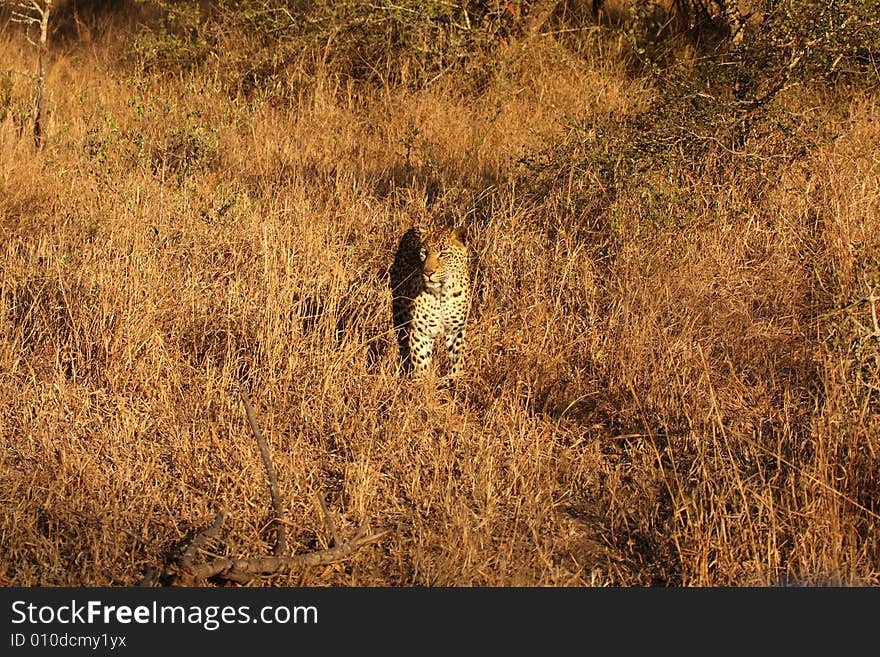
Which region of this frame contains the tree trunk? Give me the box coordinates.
[33,0,52,149]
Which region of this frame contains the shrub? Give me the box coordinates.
[131,0,533,94]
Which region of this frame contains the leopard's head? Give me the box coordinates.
[421,227,467,290]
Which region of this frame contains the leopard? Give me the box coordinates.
[390,225,471,378]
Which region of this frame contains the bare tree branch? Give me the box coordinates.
[187,523,389,581]
[179,511,226,571]
[149,381,388,585]
[239,384,287,557]
[317,492,342,548]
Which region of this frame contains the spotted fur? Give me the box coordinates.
[390,226,470,377]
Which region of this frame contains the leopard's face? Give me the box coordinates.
[420,227,468,294]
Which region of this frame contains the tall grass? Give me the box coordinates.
[0,2,877,586]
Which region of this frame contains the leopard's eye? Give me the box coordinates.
[419,247,427,261]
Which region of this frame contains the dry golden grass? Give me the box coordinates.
[1,9,878,586]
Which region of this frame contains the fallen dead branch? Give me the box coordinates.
[150,386,387,585]
[317,492,342,548]
[239,384,287,556]
[185,518,388,582]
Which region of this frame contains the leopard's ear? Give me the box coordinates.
[452,226,467,246]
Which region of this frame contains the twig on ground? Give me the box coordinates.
[238,384,287,556]
[317,492,342,548]
[187,521,389,582]
[152,386,388,585]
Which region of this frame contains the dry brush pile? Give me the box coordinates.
[0,0,878,586]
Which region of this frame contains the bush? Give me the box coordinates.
[131,0,533,94]
[524,0,879,237]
